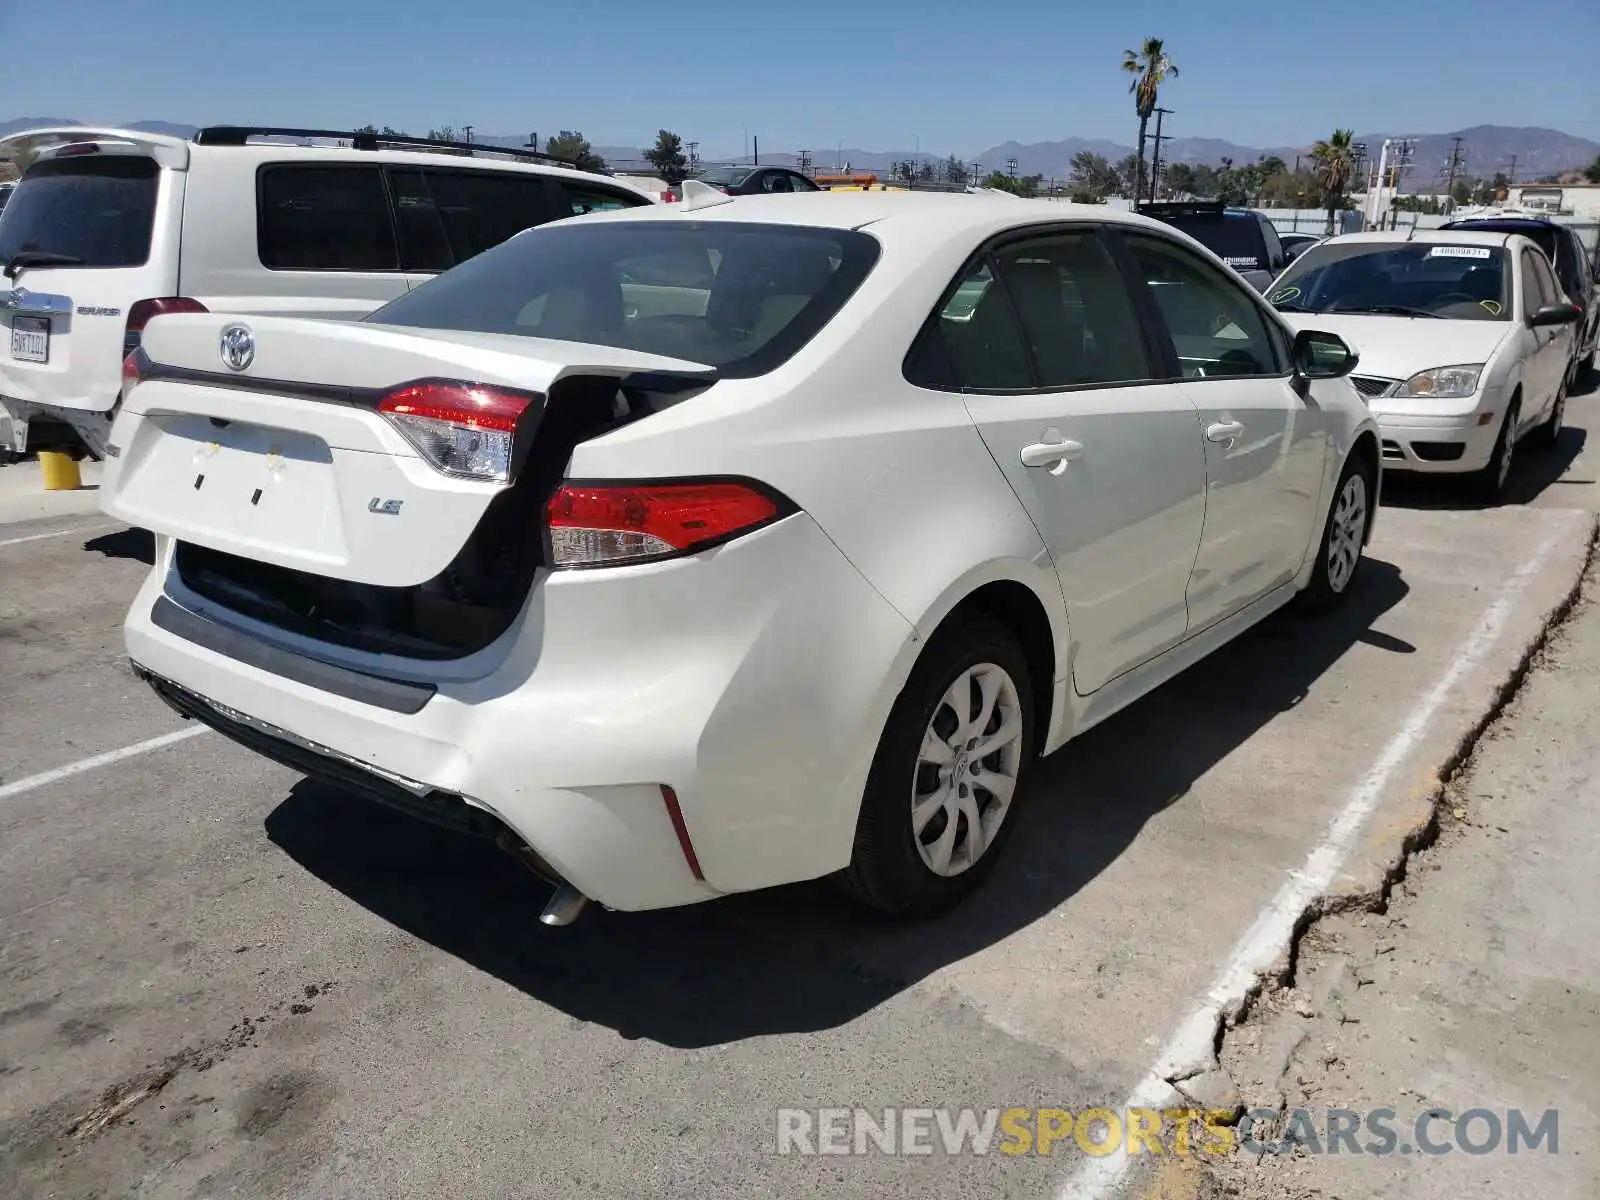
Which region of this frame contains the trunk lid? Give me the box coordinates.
[0,139,184,428]
[105,313,713,592]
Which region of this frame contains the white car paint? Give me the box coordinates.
[105,192,1379,916]
[0,126,654,458]
[1270,229,1576,481]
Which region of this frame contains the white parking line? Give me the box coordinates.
[1059,517,1581,1200]
[0,522,116,550]
[0,727,210,801]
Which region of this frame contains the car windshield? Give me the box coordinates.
[367,220,880,377]
[1268,241,1511,321]
[696,167,755,187]
[1155,213,1268,271]
[0,154,160,270]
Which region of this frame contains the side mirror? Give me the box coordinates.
[1293,329,1359,380]
[1529,302,1580,328]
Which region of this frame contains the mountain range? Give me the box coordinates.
[3,119,1596,193]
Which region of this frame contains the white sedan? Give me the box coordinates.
[102,186,1379,922]
[1266,229,1581,503]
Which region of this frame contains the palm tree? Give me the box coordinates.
[1122,37,1178,206]
[1310,129,1355,235]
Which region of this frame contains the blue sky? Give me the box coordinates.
[5,0,1596,156]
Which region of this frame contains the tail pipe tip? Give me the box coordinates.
[540,884,590,927]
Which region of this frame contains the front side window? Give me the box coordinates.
[258,166,398,271]
[0,154,160,270]
[762,172,794,194]
[368,221,877,378]
[1520,250,1546,320]
[1269,240,1511,322]
[991,232,1153,387]
[1123,233,1282,378]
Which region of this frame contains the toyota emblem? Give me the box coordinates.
[219,324,255,372]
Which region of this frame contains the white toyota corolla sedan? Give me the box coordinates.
[102,186,1380,923]
[1266,229,1580,503]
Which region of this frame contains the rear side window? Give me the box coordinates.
[258,166,397,271]
[0,155,159,269]
[992,233,1153,387]
[562,185,647,216]
[367,221,878,378]
[414,170,552,265]
[1156,212,1269,272]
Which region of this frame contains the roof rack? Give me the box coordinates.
[192,126,577,168]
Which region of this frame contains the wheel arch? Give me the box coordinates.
[1349,428,1380,546]
[913,567,1065,756]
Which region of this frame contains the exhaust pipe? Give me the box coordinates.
[539,884,590,926]
[496,830,591,926]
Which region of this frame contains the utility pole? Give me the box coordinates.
[753,135,759,165]
[797,149,812,176]
[1148,106,1173,204]
[1006,156,1018,178]
[686,141,699,173]
[1502,155,1517,202]
[463,125,473,145]
[1443,136,1464,198]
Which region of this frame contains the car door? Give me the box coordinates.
[1520,248,1566,416]
[1115,229,1329,632]
[912,227,1208,694]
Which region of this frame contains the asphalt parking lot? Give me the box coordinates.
[2,379,1598,1199]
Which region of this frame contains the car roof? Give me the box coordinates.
[551,189,1206,244]
[0,125,645,193]
[1317,229,1515,250]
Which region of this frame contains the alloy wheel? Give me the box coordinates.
[1327,472,1367,594]
[911,663,1024,877]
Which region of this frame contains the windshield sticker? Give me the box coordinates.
[1427,245,1492,259]
[1478,299,1504,316]
[1223,256,1260,268]
[1270,286,1302,304]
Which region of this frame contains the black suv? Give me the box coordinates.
[1137,201,1289,293]
[1442,213,1599,378]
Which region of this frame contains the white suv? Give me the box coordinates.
[0,125,653,459]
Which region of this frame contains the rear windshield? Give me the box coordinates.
[1269,241,1511,321]
[0,155,160,270]
[1154,213,1268,271]
[367,220,880,377]
[1449,221,1559,263]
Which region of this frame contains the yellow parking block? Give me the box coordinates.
[38,451,83,491]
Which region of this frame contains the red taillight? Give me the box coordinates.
[120,350,143,396]
[377,380,536,483]
[660,786,704,880]
[123,297,207,355]
[545,479,787,568]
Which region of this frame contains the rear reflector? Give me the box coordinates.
[660,785,704,880]
[546,480,787,568]
[123,297,208,356]
[378,380,536,483]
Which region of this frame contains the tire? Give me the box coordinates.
[1469,399,1519,505]
[1532,377,1567,450]
[1296,453,1374,613]
[839,613,1036,916]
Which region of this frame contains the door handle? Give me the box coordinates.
[1206,420,1245,444]
[1019,437,1084,470]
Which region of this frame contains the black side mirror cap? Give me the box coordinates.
[1292,328,1359,380]
[1530,303,1581,328]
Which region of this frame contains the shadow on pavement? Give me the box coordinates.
[83,527,154,566]
[265,559,1410,1048]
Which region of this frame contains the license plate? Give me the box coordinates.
[10,316,49,364]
